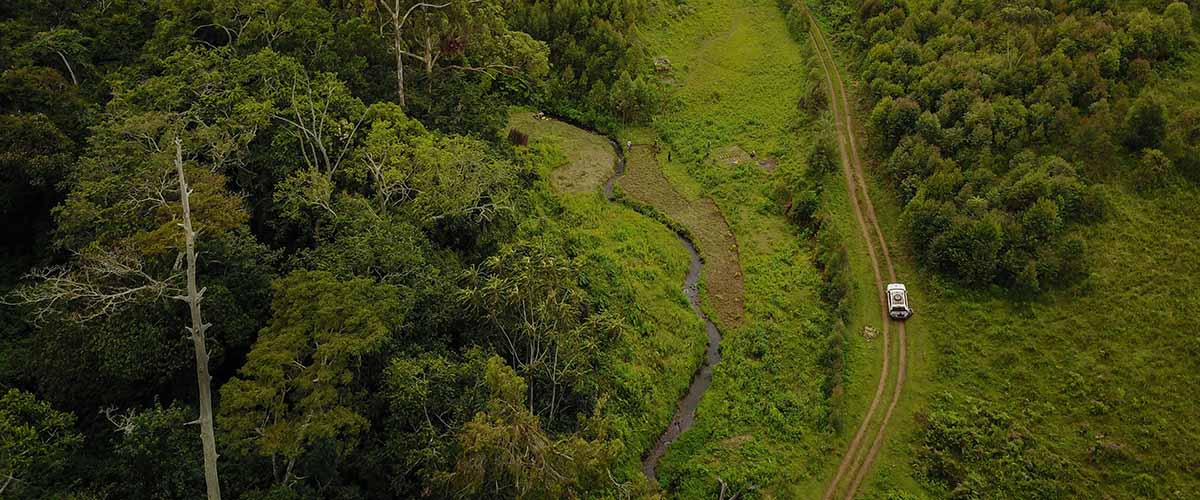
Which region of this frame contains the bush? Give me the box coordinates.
[508,128,529,146]
[914,393,1076,498]
[1135,148,1172,191]
[1125,94,1168,151]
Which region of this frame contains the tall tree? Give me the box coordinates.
[219,271,407,490]
[460,243,622,427]
[6,50,256,493]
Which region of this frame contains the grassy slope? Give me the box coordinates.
[509,111,617,194]
[508,111,709,482]
[634,0,835,496]
[804,14,1200,500]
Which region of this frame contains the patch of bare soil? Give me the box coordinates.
[714,144,752,167]
[619,145,745,328]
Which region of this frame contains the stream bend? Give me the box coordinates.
[600,140,723,483]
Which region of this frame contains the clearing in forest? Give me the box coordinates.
[636,0,835,496]
[505,111,711,483]
[508,110,617,195]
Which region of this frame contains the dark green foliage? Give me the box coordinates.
[0,1,672,498]
[460,242,625,431]
[508,0,660,128]
[1165,105,1200,180]
[105,404,205,499]
[0,388,84,497]
[219,270,408,493]
[435,357,621,498]
[1124,94,1168,150]
[1135,148,1173,191]
[847,0,1193,289]
[380,349,491,496]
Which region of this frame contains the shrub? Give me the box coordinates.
[914,393,1076,498]
[508,128,529,146]
[1135,148,1172,191]
[1125,94,1168,150]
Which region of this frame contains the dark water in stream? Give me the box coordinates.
[600,139,723,482]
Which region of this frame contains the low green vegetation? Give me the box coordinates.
[618,145,745,328]
[508,110,617,194]
[630,0,844,496]
[505,110,711,483]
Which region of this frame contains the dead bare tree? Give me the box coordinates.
[376,1,452,108]
[4,135,224,500]
[172,136,223,500]
[5,249,178,323]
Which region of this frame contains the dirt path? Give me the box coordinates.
[805,10,909,500]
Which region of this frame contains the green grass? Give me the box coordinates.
[802,13,1200,500]
[634,0,839,496]
[508,109,617,195]
[617,144,745,328]
[562,195,711,483]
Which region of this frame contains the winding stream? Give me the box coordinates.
[601,140,723,483]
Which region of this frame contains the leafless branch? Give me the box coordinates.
[4,248,181,324]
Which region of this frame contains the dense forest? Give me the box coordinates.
[819,0,1195,291]
[0,0,662,498]
[3,0,1199,498]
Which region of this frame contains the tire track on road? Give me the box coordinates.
[805,10,909,500]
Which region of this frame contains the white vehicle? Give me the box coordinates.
[887,283,913,320]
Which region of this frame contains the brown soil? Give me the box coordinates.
[715,144,753,167]
[619,145,745,328]
[806,9,910,500]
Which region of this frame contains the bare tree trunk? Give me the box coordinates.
[174,137,222,500]
[55,50,78,85]
[0,474,15,496]
[393,18,407,108]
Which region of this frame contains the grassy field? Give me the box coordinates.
[617,144,745,327]
[509,111,617,194]
[506,111,711,484]
[802,11,1200,500]
[630,0,841,496]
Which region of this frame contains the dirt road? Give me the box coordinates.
[805,10,910,500]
